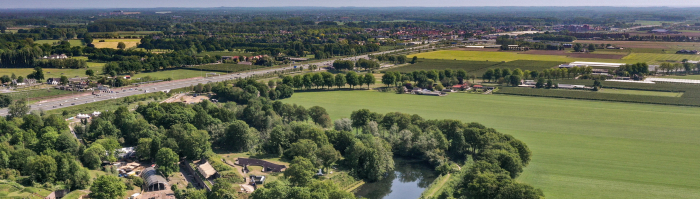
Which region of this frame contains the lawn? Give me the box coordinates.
[281,90,700,199]
[385,59,563,75]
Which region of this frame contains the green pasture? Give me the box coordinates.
[34,39,84,47]
[663,75,700,80]
[411,50,637,63]
[623,53,700,63]
[196,50,253,57]
[411,50,700,64]
[131,69,206,80]
[596,88,683,97]
[633,20,677,26]
[385,59,563,75]
[281,90,700,199]
[0,59,104,79]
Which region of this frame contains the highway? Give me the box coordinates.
[0,46,430,116]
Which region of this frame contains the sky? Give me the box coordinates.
[2,0,700,9]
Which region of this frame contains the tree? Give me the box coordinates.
[593,79,602,90]
[90,175,126,199]
[69,168,92,190]
[535,77,545,88]
[381,73,395,87]
[309,106,330,127]
[587,44,596,52]
[483,69,494,82]
[411,56,418,64]
[156,148,179,177]
[0,75,10,84]
[209,179,237,199]
[316,144,340,172]
[363,73,375,89]
[346,72,359,88]
[322,72,334,89]
[573,43,583,52]
[397,55,407,64]
[137,138,152,161]
[509,75,521,86]
[86,69,95,76]
[29,155,57,183]
[334,74,346,88]
[83,34,93,44]
[284,139,318,162]
[311,73,323,89]
[225,120,253,151]
[29,67,44,81]
[60,76,69,85]
[117,42,126,49]
[546,79,554,88]
[7,98,30,119]
[284,156,315,187]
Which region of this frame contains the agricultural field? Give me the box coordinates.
[384,59,563,76]
[34,39,84,46]
[411,49,700,64]
[281,90,700,199]
[573,40,700,52]
[410,50,638,63]
[663,75,700,80]
[633,20,678,26]
[92,39,141,49]
[596,88,683,97]
[196,50,253,57]
[192,63,267,73]
[622,53,700,63]
[131,68,207,80]
[0,63,104,79]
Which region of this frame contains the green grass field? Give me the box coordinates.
[594,88,683,97]
[661,75,700,80]
[623,53,700,63]
[196,50,253,57]
[0,65,103,80]
[410,50,700,64]
[411,50,633,63]
[131,69,207,80]
[281,90,700,199]
[385,59,563,75]
[634,20,678,26]
[34,39,84,47]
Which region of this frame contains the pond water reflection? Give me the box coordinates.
[353,159,437,199]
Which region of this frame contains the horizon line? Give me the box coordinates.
[2,6,700,10]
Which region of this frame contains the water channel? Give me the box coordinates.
[353,158,438,199]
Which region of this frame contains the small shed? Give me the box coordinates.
[197,162,219,180]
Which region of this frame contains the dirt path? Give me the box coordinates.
[425,173,451,198]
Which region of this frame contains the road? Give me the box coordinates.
[0,45,430,116]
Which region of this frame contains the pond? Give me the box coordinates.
[353,158,438,199]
